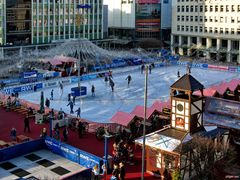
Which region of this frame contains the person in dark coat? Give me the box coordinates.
[63,127,68,142]
[109,79,115,92]
[141,64,145,74]
[177,71,180,78]
[91,85,95,97]
[45,98,50,108]
[50,89,54,100]
[24,115,31,133]
[125,75,132,87]
[67,100,74,114]
[119,162,126,180]
[75,107,81,118]
[111,164,119,180]
[149,65,152,74]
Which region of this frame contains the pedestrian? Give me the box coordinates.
[177,70,180,78]
[68,93,71,102]
[91,85,95,97]
[45,98,50,108]
[92,164,99,180]
[67,100,74,114]
[10,128,17,141]
[75,107,81,118]
[50,89,54,100]
[110,164,119,180]
[24,115,31,133]
[109,79,115,92]
[58,108,65,119]
[119,162,126,180]
[78,121,83,138]
[141,64,145,74]
[149,64,152,74]
[6,96,11,112]
[63,126,68,142]
[125,75,132,87]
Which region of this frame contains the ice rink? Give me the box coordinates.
[20,65,240,123]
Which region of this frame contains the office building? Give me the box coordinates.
[171,0,240,63]
[1,0,103,46]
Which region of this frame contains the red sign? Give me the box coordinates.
[208,65,228,71]
[137,0,160,3]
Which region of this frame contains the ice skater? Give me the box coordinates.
[177,71,180,78]
[149,65,152,74]
[45,98,50,108]
[104,74,108,85]
[75,107,81,118]
[67,100,74,114]
[109,78,115,92]
[72,96,76,105]
[126,75,132,87]
[59,81,63,97]
[91,85,95,97]
[50,89,54,100]
[141,64,145,74]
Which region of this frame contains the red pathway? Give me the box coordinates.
[0,107,155,179]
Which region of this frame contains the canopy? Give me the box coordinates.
[42,55,76,65]
[110,111,137,127]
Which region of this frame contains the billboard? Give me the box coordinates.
[137,0,160,3]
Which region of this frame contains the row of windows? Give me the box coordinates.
[176,25,240,35]
[177,5,240,13]
[177,15,240,23]
[33,29,102,36]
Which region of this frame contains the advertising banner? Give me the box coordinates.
[228,66,238,73]
[208,65,228,71]
[137,0,160,3]
[4,83,43,94]
[45,137,103,170]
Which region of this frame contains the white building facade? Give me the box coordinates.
[171,0,240,63]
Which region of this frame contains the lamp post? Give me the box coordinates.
[141,65,148,180]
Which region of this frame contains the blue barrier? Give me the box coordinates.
[44,137,103,172]
[228,66,238,73]
[3,82,43,94]
[0,139,45,162]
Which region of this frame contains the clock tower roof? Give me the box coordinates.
[171,74,204,91]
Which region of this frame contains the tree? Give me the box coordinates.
[183,135,236,180]
[172,169,181,180]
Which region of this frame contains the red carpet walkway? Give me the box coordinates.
[0,107,155,179]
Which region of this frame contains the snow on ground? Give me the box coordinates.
[20,66,240,123]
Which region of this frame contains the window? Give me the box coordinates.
[190,16,193,21]
[195,16,198,22]
[190,26,193,32]
[181,26,184,31]
[225,28,229,34]
[215,28,218,33]
[209,17,213,22]
[186,16,189,21]
[220,5,223,12]
[205,17,207,22]
[220,17,223,23]
[215,17,218,23]
[186,5,189,12]
[220,28,223,34]
[182,6,185,12]
[199,26,203,32]
[205,27,208,33]
[177,6,180,12]
[182,16,185,21]
[210,5,213,12]
[195,26,198,32]
[226,5,229,12]
[205,5,208,12]
[199,5,203,12]
[231,28,235,34]
[186,26,189,32]
[177,16,180,21]
[209,27,213,33]
[177,25,180,31]
[199,16,203,22]
[215,5,218,12]
[195,5,198,12]
[231,17,235,23]
[232,5,235,12]
[190,5,193,12]
[238,5,240,12]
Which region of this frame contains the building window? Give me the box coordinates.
[190,5,193,12]
[190,26,193,32]
[177,6,180,12]
[231,17,235,23]
[205,5,208,12]
[199,5,203,12]
[195,16,198,22]
[209,17,213,22]
[177,16,180,21]
[182,16,185,21]
[220,28,223,34]
[186,16,189,21]
[226,5,229,12]
[195,5,198,12]
[220,5,223,12]
[186,5,189,12]
[215,5,218,12]
[182,6,185,12]
[195,26,198,32]
[181,26,184,31]
[231,28,235,34]
[177,25,180,31]
[205,27,208,33]
[225,28,229,34]
[215,17,218,23]
[210,5,213,12]
[209,27,213,33]
[199,16,203,22]
[220,17,223,23]
[199,26,203,32]
[215,28,218,33]
[190,16,193,21]
[238,5,240,12]
[186,26,189,32]
[232,5,235,12]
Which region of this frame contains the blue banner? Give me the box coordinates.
[4,83,43,94]
[44,137,103,171]
[77,4,91,9]
[228,66,238,72]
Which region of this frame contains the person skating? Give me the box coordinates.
[109,79,115,92]
[104,74,109,85]
[75,107,81,118]
[67,100,74,114]
[72,95,76,105]
[50,89,54,100]
[177,71,180,78]
[125,75,132,87]
[149,64,152,74]
[45,98,50,108]
[141,64,145,74]
[68,93,71,102]
[91,85,95,97]
[24,115,31,133]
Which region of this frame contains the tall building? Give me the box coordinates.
[171,0,240,63]
[136,0,172,41]
[104,0,135,40]
[0,0,5,45]
[1,0,103,46]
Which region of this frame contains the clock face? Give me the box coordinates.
[177,103,184,112]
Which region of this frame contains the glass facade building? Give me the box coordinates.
[1,0,103,46]
[0,0,5,45]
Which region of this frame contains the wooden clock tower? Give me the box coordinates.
[170,73,204,134]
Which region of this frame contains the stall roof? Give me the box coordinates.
[130,105,153,119]
[194,88,217,97]
[110,111,136,127]
[135,127,188,153]
[150,100,171,112]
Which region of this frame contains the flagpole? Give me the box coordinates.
[141,65,148,180]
